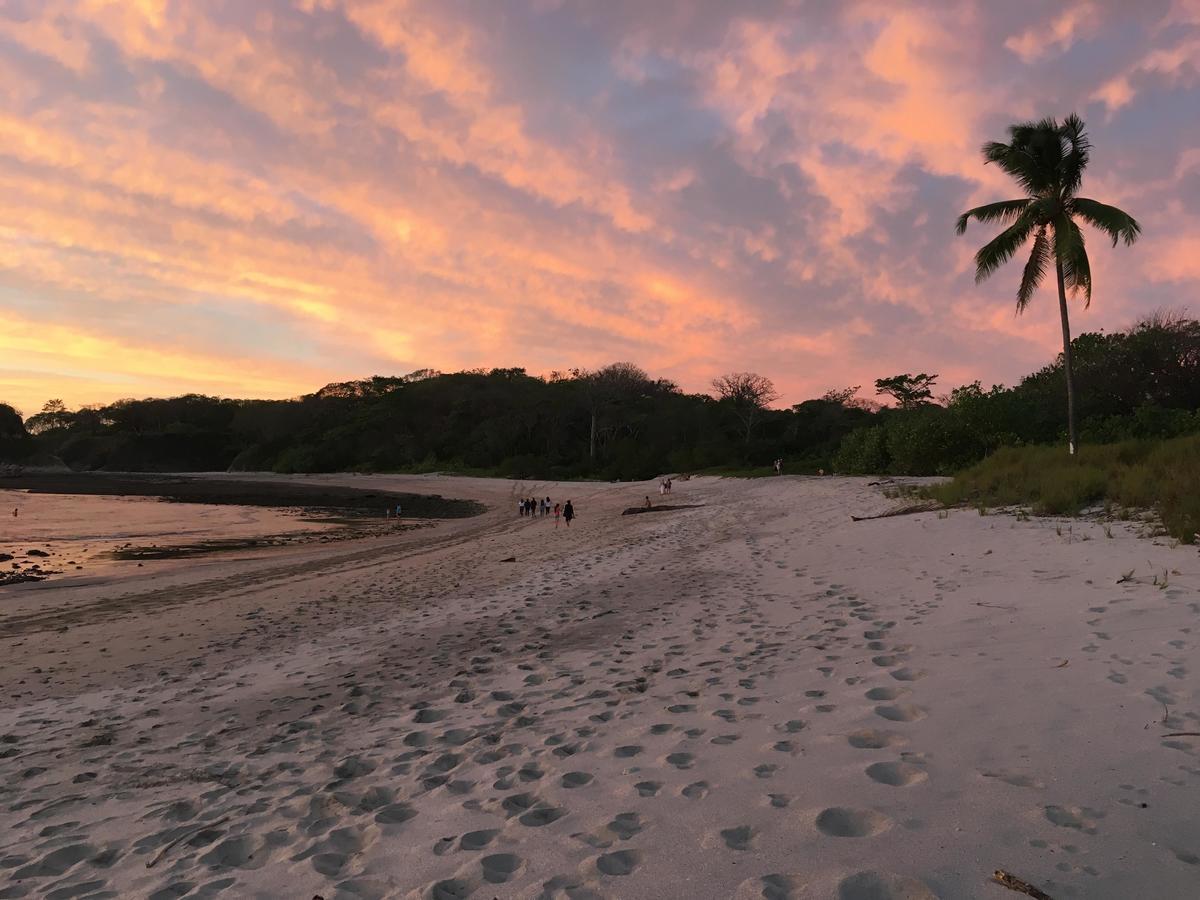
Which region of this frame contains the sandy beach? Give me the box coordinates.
[1,474,1197,899]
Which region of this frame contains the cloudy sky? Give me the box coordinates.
[2,0,1199,414]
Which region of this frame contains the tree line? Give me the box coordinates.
[3,312,1199,480]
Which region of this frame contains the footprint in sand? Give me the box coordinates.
[1044,804,1103,834]
[816,807,892,837]
[460,829,498,850]
[666,752,695,769]
[634,780,661,797]
[199,834,275,870]
[374,802,417,825]
[682,781,709,799]
[596,849,642,876]
[864,686,907,701]
[866,761,927,787]
[874,704,927,723]
[519,806,566,827]
[890,667,926,682]
[720,825,756,850]
[481,852,524,884]
[562,771,594,789]
[838,870,938,899]
[847,729,906,750]
[980,770,1044,789]
[607,812,644,839]
[429,877,472,899]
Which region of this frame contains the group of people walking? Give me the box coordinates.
[518,496,574,526]
[658,477,673,496]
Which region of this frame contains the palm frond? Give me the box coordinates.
[1055,216,1093,306]
[1071,197,1141,246]
[1017,226,1051,313]
[955,198,1030,234]
[1025,195,1060,224]
[981,142,1048,196]
[1059,114,1091,195]
[974,212,1037,283]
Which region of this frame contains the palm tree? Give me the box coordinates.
[956,115,1140,455]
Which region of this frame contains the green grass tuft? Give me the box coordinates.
[928,434,1200,543]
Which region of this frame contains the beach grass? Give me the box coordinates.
[928,434,1200,543]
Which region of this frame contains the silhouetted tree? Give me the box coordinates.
[957,114,1140,455]
[874,374,938,409]
[712,372,779,444]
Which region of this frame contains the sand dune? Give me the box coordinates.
[1,475,1198,898]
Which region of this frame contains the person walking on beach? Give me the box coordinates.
[553,502,561,527]
[563,500,574,527]
[544,496,551,517]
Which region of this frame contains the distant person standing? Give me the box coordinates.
[517,499,524,517]
[563,500,574,527]
[553,502,561,527]
[395,503,402,522]
[544,496,551,517]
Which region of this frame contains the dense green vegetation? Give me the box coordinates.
[3,314,1199,483]
[833,313,1200,475]
[0,367,871,480]
[928,436,1200,543]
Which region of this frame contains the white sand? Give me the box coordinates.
[1,474,1197,899]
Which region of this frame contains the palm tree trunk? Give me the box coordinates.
[1054,256,1078,456]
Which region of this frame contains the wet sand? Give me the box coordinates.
[1,474,1198,899]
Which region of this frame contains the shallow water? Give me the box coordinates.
[0,489,336,582]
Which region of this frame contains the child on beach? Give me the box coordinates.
[553,502,561,526]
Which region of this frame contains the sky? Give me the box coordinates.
[2,0,1200,415]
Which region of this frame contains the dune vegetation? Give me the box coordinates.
[928,435,1200,543]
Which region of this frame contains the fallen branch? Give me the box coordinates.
[850,501,940,522]
[1163,732,1200,738]
[146,815,231,869]
[620,504,702,516]
[992,869,1054,899]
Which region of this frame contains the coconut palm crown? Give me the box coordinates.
[956,114,1140,454]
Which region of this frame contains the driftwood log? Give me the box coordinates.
[850,501,940,521]
[621,504,703,516]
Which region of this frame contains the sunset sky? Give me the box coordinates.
[2,0,1199,415]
